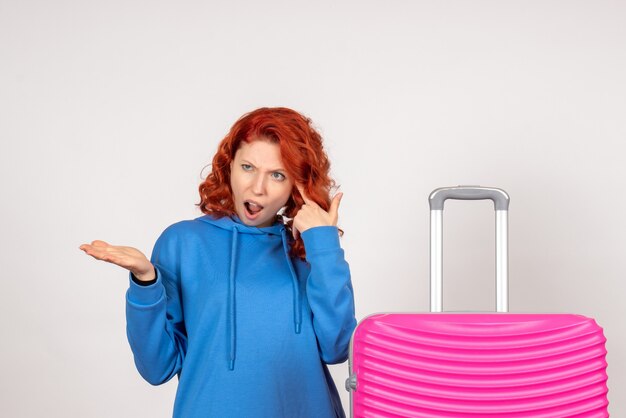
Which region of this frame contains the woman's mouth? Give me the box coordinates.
[244,201,264,219]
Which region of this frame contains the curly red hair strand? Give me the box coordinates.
[197,107,340,259]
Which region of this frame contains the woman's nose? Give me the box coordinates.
[252,174,266,195]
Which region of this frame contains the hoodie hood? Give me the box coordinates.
[197,214,285,236]
[196,214,302,370]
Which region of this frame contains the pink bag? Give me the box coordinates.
[346,187,609,417]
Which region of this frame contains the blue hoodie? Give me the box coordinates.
[125,214,356,418]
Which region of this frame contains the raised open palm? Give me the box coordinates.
[79,240,155,282]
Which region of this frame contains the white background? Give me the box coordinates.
[1,0,624,416]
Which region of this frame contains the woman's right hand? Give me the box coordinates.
[79,240,155,282]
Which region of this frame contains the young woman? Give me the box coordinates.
[80,107,357,418]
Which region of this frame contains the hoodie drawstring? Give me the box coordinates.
[226,226,302,371]
[281,228,302,334]
[228,227,238,371]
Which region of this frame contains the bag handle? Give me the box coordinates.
[428,186,510,313]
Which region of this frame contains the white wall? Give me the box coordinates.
[1,0,624,416]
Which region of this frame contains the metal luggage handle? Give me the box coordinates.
[429,186,510,313]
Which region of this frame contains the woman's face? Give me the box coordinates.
[230,139,294,228]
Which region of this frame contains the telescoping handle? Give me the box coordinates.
[429,186,510,313]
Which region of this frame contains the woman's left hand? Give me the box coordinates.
[292,185,343,240]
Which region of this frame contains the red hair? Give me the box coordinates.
[198,107,339,259]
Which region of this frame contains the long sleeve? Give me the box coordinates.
[301,226,357,364]
[125,228,188,385]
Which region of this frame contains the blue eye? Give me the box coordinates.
[271,172,286,181]
[241,164,252,171]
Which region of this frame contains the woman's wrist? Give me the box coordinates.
[133,265,156,282]
[301,226,341,252]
